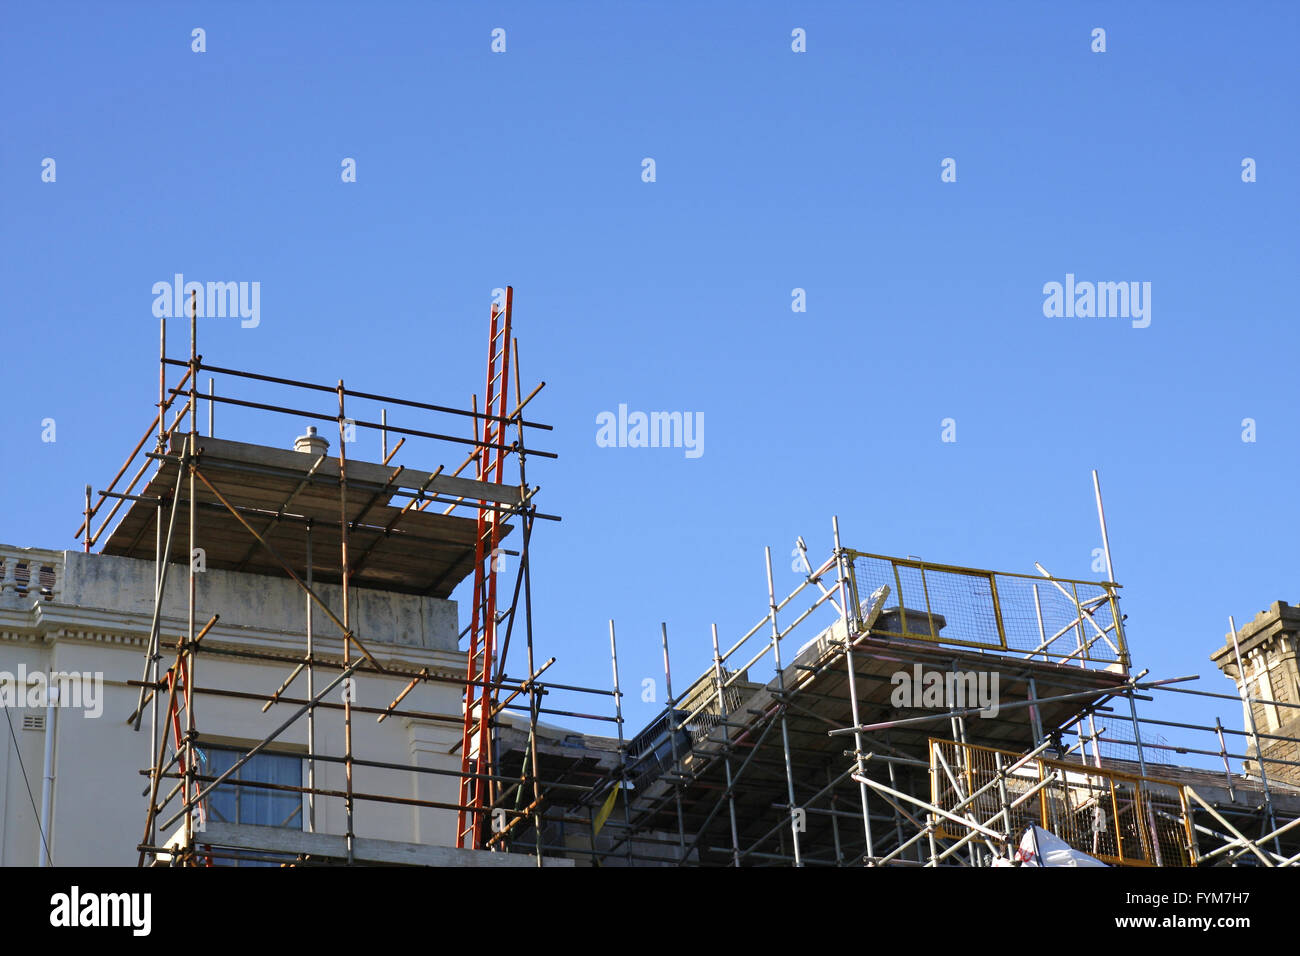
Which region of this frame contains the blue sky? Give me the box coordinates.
[2,2,1297,769]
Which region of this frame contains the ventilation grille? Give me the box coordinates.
[22,714,45,731]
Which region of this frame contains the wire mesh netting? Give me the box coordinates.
[850,552,1127,668]
[1091,717,1172,765]
[678,668,746,746]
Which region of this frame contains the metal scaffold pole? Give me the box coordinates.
[710,622,742,866]
[608,620,634,865]
[1228,614,1280,855]
[765,546,803,867]
[660,622,687,858]
[306,520,315,833]
[337,380,356,863]
[184,289,198,856]
[833,516,874,863]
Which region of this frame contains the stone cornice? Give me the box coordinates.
[1210,601,1300,672]
[0,598,464,678]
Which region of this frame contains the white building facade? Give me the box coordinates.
[0,543,468,866]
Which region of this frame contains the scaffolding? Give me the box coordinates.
[554,516,1300,867]
[75,287,630,865]
[75,295,1300,867]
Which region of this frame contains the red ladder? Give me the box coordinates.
[456,288,513,849]
[163,657,211,863]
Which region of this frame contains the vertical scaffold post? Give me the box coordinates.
[833,518,874,863]
[184,289,198,855]
[305,520,316,833]
[711,623,742,867]
[766,546,803,867]
[609,620,634,865]
[337,380,355,864]
[661,622,687,857]
[1229,614,1280,856]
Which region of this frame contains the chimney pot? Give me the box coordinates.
[294,425,330,456]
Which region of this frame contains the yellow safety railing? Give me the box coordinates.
[846,550,1130,670]
[929,739,1195,867]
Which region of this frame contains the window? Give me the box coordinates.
[201,746,303,829]
[1254,657,1281,731]
[198,746,303,866]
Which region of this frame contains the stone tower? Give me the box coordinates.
[1211,601,1300,787]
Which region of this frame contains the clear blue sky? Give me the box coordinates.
[3,2,1297,769]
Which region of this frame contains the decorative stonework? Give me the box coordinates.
[1212,601,1300,786]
